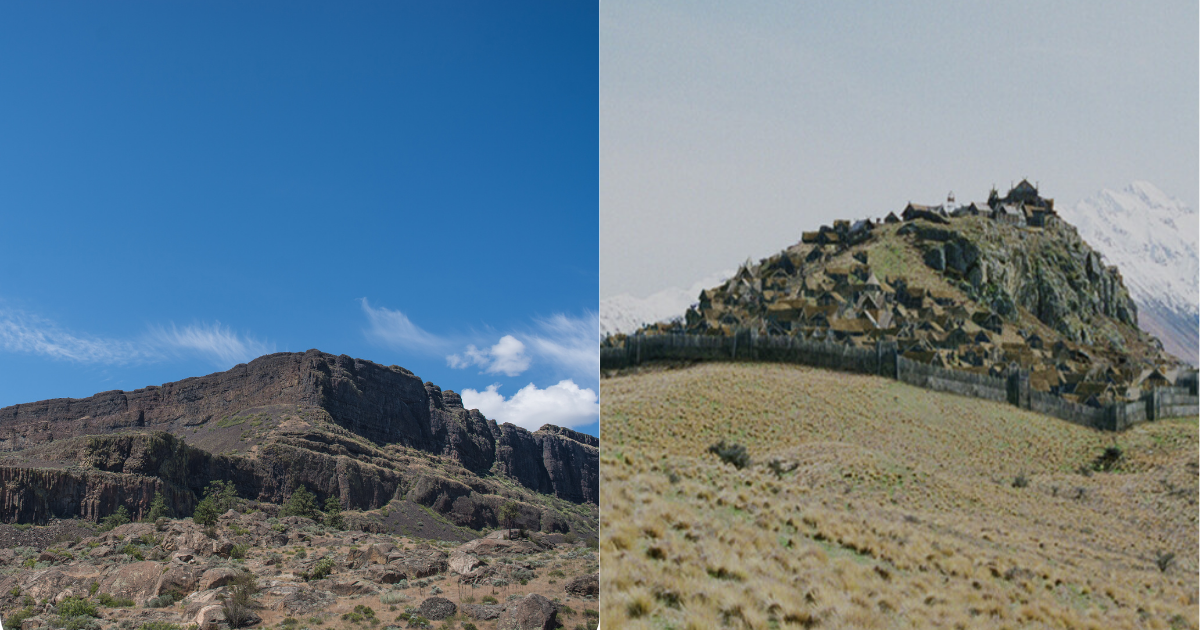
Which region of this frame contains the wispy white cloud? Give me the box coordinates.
[0,307,271,367]
[360,298,448,353]
[146,322,273,366]
[0,309,148,363]
[460,380,599,431]
[526,312,599,381]
[447,335,531,376]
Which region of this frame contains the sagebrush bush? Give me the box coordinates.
[708,440,751,469]
[57,597,99,618]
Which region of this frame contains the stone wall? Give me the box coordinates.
[604,333,1199,432]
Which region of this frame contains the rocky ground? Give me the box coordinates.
[0,509,599,630]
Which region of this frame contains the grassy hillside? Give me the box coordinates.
[600,363,1198,629]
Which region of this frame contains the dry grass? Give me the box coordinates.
[600,362,1198,629]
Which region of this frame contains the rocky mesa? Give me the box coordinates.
[0,350,598,539]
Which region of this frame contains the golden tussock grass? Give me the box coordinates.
[601,362,1198,629]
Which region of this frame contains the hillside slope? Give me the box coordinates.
[601,362,1198,629]
[0,350,598,538]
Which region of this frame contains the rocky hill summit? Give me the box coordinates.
[607,181,1193,408]
[0,350,598,539]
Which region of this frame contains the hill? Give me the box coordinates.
[0,350,598,540]
[600,362,1198,629]
[606,181,1192,412]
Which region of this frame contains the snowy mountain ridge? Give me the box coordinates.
[600,271,731,337]
[1060,181,1198,364]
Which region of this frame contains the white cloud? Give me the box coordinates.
[460,380,599,431]
[527,313,599,381]
[447,335,531,376]
[0,309,147,363]
[146,322,272,366]
[360,298,448,353]
[0,307,271,367]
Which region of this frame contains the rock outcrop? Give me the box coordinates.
[0,351,598,531]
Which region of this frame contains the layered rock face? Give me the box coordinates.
[0,351,598,529]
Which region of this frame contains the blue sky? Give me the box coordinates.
[0,2,598,435]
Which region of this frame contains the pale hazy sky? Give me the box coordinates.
[600,1,1198,299]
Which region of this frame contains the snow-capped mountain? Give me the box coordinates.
[600,271,732,337]
[1060,181,1198,364]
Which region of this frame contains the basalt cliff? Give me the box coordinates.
[0,350,598,538]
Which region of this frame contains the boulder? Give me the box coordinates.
[198,568,240,591]
[155,566,202,596]
[195,604,225,630]
[99,561,164,604]
[393,549,447,578]
[366,564,408,584]
[497,593,557,630]
[416,597,456,621]
[272,587,336,616]
[209,538,235,557]
[328,579,378,597]
[184,589,224,619]
[457,538,540,557]
[564,573,598,598]
[448,551,483,575]
[460,604,503,620]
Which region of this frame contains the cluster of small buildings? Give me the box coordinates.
[802,180,1059,248]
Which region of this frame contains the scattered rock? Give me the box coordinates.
[460,604,503,620]
[328,579,378,597]
[274,587,337,616]
[448,550,483,575]
[416,597,456,621]
[497,593,557,630]
[564,573,598,598]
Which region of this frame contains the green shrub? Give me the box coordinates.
[87,582,99,596]
[323,497,345,530]
[193,496,219,527]
[146,590,182,609]
[379,591,408,605]
[229,544,249,559]
[119,544,145,561]
[146,492,172,522]
[280,618,298,627]
[57,596,99,618]
[218,573,257,629]
[480,596,498,605]
[1156,550,1176,572]
[280,485,321,520]
[1092,445,1124,472]
[302,557,335,581]
[99,506,131,531]
[708,440,751,469]
[7,607,37,629]
[97,593,135,607]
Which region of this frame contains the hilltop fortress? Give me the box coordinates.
[604,181,1198,428]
